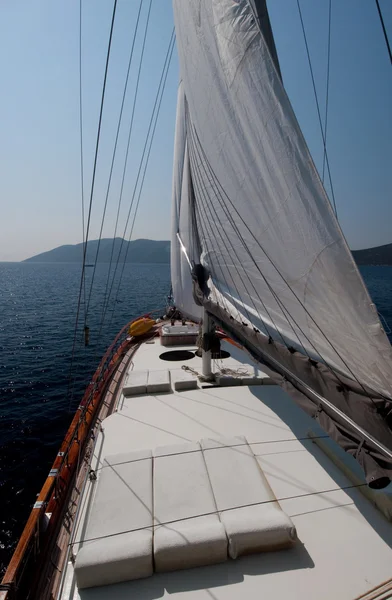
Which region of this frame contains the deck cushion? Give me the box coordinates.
[147,369,171,393]
[123,370,149,396]
[153,441,227,571]
[74,449,153,589]
[74,530,152,589]
[172,368,199,391]
[201,436,297,558]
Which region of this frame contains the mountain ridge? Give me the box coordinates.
[351,243,392,266]
[23,238,170,264]
[23,239,392,266]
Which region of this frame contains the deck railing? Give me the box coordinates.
[0,320,138,600]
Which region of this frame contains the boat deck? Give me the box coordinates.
[59,335,392,600]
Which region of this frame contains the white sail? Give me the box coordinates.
[171,82,202,321]
[172,0,392,398]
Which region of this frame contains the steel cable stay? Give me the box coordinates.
[187,112,244,320]
[96,0,153,334]
[79,0,87,328]
[67,0,89,412]
[193,125,375,397]
[70,479,370,548]
[188,184,233,324]
[200,170,372,400]
[189,142,249,325]
[107,36,176,328]
[101,31,175,328]
[296,0,337,218]
[189,120,313,362]
[190,122,368,397]
[84,0,145,324]
[187,131,243,323]
[191,123,389,406]
[375,0,392,65]
[192,136,312,362]
[188,160,296,358]
[69,1,146,413]
[189,122,263,325]
[67,0,118,411]
[322,0,332,184]
[188,117,291,348]
[188,122,278,341]
[192,176,295,355]
[100,29,175,328]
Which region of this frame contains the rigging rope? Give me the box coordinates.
[67,0,89,413]
[67,0,118,410]
[101,29,175,328]
[375,0,392,65]
[187,110,249,323]
[84,0,145,323]
[70,479,368,547]
[98,0,152,334]
[187,127,244,324]
[79,0,86,327]
[188,119,276,338]
[189,119,312,359]
[107,34,176,328]
[296,0,338,218]
[190,123,387,405]
[187,113,288,346]
[322,0,332,184]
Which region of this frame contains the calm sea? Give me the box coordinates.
[0,262,391,572]
[0,262,171,573]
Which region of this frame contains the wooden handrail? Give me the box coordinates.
[0,318,144,600]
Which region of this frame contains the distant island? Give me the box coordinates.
[23,239,392,266]
[23,238,170,264]
[351,243,392,266]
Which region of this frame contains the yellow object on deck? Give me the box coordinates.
[128,317,155,337]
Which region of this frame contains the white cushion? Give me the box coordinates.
[147,370,171,393]
[201,437,296,558]
[172,369,199,391]
[74,449,153,589]
[75,530,152,589]
[154,515,227,572]
[153,441,227,570]
[123,370,148,396]
[221,504,297,559]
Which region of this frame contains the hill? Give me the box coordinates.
[351,243,392,266]
[23,239,392,266]
[23,238,170,264]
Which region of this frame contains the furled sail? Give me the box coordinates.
[171,82,202,321]
[172,0,392,481]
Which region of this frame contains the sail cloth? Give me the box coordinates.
[171,82,202,321]
[172,0,392,401]
[249,0,282,80]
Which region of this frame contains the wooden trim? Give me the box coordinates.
[39,343,137,600]
[354,578,392,599]
[0,319,144,600]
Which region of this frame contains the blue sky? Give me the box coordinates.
[0,0,390,261]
